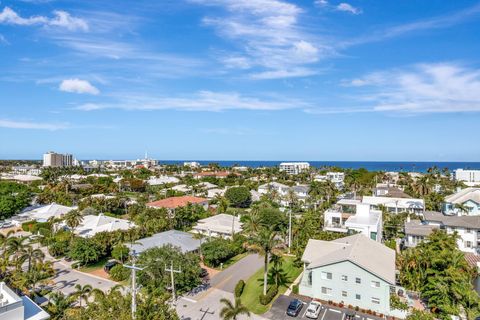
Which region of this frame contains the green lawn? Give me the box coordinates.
[79,257,109,272]
[214,252,249,270]
[240,255,302,314]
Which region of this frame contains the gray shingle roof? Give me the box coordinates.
[128,230,200,254]
[424,211,480,229]
[302,234,395,284]
[404,219,437,236]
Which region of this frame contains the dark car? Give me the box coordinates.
[286,299,303,317]
[345,311,356,320]
[104,260,119,273]
[199,268,209,278]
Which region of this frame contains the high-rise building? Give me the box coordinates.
[279,162,310,175]
[42,151,75,167]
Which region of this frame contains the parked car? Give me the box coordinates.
[305,301,322,319]
[199,268,209,278]
[104,260,119,273]
[345,311,356,320]
[286,299,303,317]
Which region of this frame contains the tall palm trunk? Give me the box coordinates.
[263,252,269,295]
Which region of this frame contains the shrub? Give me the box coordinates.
[48,240,69,257]
[201,238,238,267]
[109,264,130,281]
[234,280,245,297]
[111,244,130,262]
[259,285,278,305]
[69,237,102,265]
[292,284,299,294]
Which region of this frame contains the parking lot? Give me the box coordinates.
[264,295,383,320]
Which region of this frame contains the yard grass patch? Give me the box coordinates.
[241,255,302,314]
[79,257,109,273]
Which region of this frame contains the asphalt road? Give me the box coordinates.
[209,253,263,293]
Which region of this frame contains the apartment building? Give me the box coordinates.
[299,234,406,318]
[314,172,345,189]
[42,151,74,167]
[279,162,310,175]
[454,169,480,187]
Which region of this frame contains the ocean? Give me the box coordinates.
[159,160,480,173]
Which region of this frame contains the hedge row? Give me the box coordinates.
[259,285,278,305]
[234,280,245,297]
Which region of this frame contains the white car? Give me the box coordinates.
[305,301,322,319]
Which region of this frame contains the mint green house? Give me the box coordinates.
[299,234,406,319]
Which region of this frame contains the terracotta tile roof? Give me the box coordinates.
[147,196,208,209]
[464,252,480,268]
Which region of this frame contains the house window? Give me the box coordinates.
[321,287,332,295]
[307,271,312,285]
[466,228,472,234]
[355,277,361,284]
[321,272,332,280]
[371,280,380,288]
[371,297,380,304]
[341,275,348,281]
[466,241,473,248]
[356,294,361,300]
[370,231,377,241]
[342,291,347,297]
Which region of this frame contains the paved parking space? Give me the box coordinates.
[264,295,383,320]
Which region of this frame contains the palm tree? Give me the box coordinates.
[64,210,84,237]
[73,284,93,307]
[47,291,74,320]
[219,297,250,320]
[19,245,45,272]
[247,228,282,295]
[454,203,470,216]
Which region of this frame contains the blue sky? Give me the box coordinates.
[1,0,480,161]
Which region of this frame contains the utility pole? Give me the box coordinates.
[288,208,292,253]
[165,261,181,303]
[124,254,144,320]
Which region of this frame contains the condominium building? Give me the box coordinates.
[299,235,406,319]
[454,169,480,187]
[42,151,74,167]
[279,162,310,175]
[314,172,345,189]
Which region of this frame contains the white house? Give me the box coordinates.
[17,203,77,223]
[0,282,50,320]
[192,214,242,239]
[454,169,480,187]
[184,161,201,168]
[324,203,383,242]
[69,214,135,238]
[258,182,309,206]
[443,188,480,216]
[11,166,42,176]
[279,162,310,175]
[404,211,480,254]
[361,196,424,215]
[299,234,406,318]
[206,188,227,199]
[147,176,180,185]
[314,172,345,189]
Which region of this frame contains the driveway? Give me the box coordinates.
[49,259,119,295]
[264,295,384,320]
[209,253,263,293]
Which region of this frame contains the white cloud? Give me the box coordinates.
[0,118,68,130]
[191,0,330,79]
[75,90,306,112]
[0,34,8,45]
[344,63,480,114]
[59,79,100,95]
[314,0,329,6]
[336,3,362,15]
[0,7,88,31]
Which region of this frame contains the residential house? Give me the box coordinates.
[443,188,480,216]
[192,214,242,238]
[206,188,227,199]
[67,214,135,238]
[403,218,438,248]
[147,176,180,185]
[314,172,345,189]
[147,196,209,212]
[361,196,424,215]
[299,234,406,318]
[257,182,309,206]
[16,203,76,223]
[279,162,310,175]
[11,166,42,176]
[373,184,410,198]
[128,230,201,255]
[324,203,383,242]
[0,282,50,320]
[404,211,480,254]
[183,161,200,168]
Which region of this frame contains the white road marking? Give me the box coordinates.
[329,309,342,314]
[180,297,197,303]
[320,309,327,320]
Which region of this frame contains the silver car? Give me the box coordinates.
[305,301,322,319]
